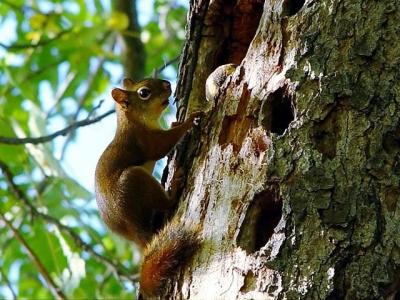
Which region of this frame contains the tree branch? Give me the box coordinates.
[0,266,17,300]
[1,58,66,99]
[46,31,113,120]
[0,30,71,51]
[46,70,78,119]
[0,161,137,283]
[152,56,180,78]
[59,58,108,159]
[0,212,67,300]
[0,108,115,145]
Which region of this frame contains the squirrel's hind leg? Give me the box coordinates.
[119,166,176,211]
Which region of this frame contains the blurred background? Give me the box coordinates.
[0,0,187,298]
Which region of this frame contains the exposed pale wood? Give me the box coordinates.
[168,0,400,299]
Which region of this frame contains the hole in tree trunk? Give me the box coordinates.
[237,187,283,253]
[207,0,265,65]
[282,0,305,16]
[261,87,295,135]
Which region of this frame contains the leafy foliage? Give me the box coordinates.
[0,0,187,298]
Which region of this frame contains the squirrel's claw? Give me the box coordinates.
[189,111,205,125]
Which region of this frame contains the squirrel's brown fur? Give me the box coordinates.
[95,78,202,297]
[140,221,200,297]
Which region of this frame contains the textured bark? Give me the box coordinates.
[166,0,400,299]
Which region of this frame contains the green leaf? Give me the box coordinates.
[62,177,92,200]
[107,12,129,31]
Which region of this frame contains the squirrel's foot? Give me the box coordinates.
[188,111,205,126]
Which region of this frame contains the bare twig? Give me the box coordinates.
[0,161,137,283]
[46,31,113,121]
[58,32,114,158]
[73,59,107,121]
[0,30,71,51]
[0,212,67,300]
[0,108,114,145]
[0,266,17,300]
[152,56,180,78]
[59,58,107,159]
[25,59,65,82]
[46,71,77,119]
[87,100,105,118]
[1,58,66,98]
[0,161,36,217]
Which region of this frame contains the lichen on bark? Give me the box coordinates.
[167,0,400,299]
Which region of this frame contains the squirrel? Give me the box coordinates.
[95,77,202,298]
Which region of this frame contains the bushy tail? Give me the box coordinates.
[139,221,200,297]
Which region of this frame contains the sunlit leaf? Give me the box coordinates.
[107,12,129,31]
[54,228,86,293]
[29,14,47,30]
[25,31,41,43]
[11,118,65,177]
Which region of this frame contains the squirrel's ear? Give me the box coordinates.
[123,78,135,89]
[111,88,130,108]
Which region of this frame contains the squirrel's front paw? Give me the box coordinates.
[189,111,205,125]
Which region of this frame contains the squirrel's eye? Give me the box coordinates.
[137,87,152,100]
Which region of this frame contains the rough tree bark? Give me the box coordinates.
[164,0,400,299]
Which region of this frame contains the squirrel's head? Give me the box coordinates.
[111,78,171,123]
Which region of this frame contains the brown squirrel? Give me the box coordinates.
[95,78,201,297]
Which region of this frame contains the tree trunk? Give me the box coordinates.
[165,0,400,299]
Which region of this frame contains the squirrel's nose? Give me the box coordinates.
[162,80,171,90]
